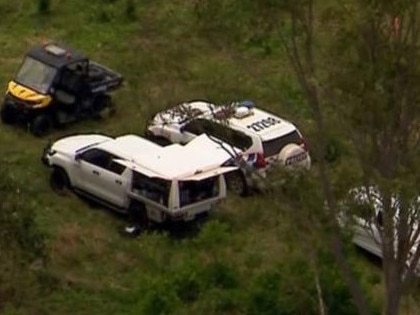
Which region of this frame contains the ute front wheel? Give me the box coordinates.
[50,167,71,195]
[94,95,116,118]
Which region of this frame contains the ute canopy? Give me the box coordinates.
[114,134,240,179]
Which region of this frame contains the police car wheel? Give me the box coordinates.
[1,103,16,124]
[225,171,247,196]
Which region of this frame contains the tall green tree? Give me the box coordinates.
[260,0,420,314]
[193,0,420,314]
[326,1,420,314]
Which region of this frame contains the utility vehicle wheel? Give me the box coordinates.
[1,103,16,124]
[95,95,115,118]
[30,114,52,137]
[225,171,248,196]
[50,167,71,195]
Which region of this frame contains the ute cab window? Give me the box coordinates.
[78,148,126,174]
[183,118,252,150]
[131,171,171,206]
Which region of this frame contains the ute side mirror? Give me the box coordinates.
[75,153,82,161]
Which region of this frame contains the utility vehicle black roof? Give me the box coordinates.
[26,43,87,68]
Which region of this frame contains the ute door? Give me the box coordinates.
[74,148,128,207]
[97,159,130,207]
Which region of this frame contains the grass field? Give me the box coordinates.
[3,1,419,314]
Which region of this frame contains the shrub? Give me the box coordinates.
[125,0,136,21]
[141,283,180,315]
[244,252,366,315]
[37,0,50,15]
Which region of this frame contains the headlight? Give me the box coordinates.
[41,145,56,166]
[47,149,57,156]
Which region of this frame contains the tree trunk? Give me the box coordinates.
[384,282,401,315]
[384,262,402,315]
[329,230,371,315]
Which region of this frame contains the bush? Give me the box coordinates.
[141,280,181,315]
[37,0,50,14]
[172,263,202,303]
[244,251,367,315]
[203,261,238,290]
[125,0,136,21]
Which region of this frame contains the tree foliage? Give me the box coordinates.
[191,0,420,314]
[280,0,420,314]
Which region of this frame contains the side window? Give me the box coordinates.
[131,172,170,206]
[183,119,252,150]
[206,121,252,150]
[182,119,207,135]
[108,160,126,175]
[179,177,218,207]
[80,149,110,168]
[80,149,126,174]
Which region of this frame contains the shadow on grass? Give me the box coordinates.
[78,193,210,240]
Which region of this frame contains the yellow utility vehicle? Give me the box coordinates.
[1,43,123,136]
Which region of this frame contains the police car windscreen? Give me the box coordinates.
[186,119,252,150]
[262,131,303,157]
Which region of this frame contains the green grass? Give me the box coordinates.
[0,1,386,314]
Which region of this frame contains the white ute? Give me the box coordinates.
[41,133,238,226]
[146,100,311,194]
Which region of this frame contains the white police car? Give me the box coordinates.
[146,100,311,194]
